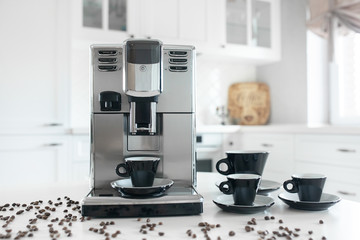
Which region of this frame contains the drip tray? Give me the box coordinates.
[81,186,203,218]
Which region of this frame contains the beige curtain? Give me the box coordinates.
[307,0,360,38]
[307,0,360,60]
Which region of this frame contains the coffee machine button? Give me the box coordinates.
[139,65,147,72]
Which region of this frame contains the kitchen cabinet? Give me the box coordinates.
[0,136,69,187]
[0,0,69,134]
[70,134,91,181]
[207,0,281,64]
[240,133,294,182]
[128,0,209,49]
[294,134,360,201]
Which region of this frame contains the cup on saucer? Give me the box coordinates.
[283,173,326,202]
[215,151,269,176]
[115,156,160,187]
[218,173,261,205]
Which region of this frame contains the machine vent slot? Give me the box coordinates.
[169,58,187,64]
[169,66,187,72]
[98,50,118,56]
[169,51,188,57]
[98,65,117,72]
[98,58,118,64]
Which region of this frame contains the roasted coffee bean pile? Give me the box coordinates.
[241,215,327,240]
[0,196,89,240]
[135,218,165,239]
[87,220,121,240]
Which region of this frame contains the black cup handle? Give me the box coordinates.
[115,163,129,177]
[216,158,232,175]
[219,181,233,195]
[283,179,299,193]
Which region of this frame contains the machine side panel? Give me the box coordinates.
[93,114,125,189]
[162,114,195,186]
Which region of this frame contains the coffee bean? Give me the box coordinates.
[159,232,165,236]
[216,224,221,228]
[319,220,324,224]
[198,222,206,227]
[146,218,150,223]
[229,231,235,236]
[264,216,270,220]
[142,230,147,234]
[137,218,142,221]
[308,230,313,235]
[158,221,163,225]
[322,237,327,240]
[295,228,300,232]
[245,226,252,232]
[309,238,313,240]
[217,237,221,240]
[110,221,115,225]
[270,216,275,220]
[192,234,197,238]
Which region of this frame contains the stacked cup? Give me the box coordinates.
[216,151,269,206]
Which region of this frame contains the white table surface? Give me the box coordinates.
[1,172,358,240]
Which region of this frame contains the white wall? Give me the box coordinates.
[196,57,256,125]
[257,0,308,124]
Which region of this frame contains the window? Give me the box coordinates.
[331,31,360,125]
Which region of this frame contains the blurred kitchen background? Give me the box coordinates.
[1,0,360,201]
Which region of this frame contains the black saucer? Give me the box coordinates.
[111,178,174,197]
[215,179,281,194]
[213,195,275,214]
[278,192,341,211]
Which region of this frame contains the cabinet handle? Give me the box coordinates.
[337,148,356,153]
[43,143,63,147]
[261,143,273,147]
[337,190,356,196]
[44,123,63,127]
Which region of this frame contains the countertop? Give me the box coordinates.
[1,173,358,239]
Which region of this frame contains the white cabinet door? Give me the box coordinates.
[70,135,91,181]
[241,133,294,182]
[0,136,69,187]
[0,0,68,133]
[207,0,281,64]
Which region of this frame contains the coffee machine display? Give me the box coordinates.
[81,39,203,217]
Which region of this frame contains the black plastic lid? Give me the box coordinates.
[126,40,161,64]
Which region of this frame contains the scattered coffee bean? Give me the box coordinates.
[192,233,197,238]
[308,230,313,235]
[229,231,235,236]
[279,219,283,223]
[245,226,252,232]
[198,222,206,227]
[271,216,275,220]
[319,220,324,224]
[146,218,150,222]
[216,224,221,228]
[322,237,327,240]
[264,216,270,220]
[159,232,165,236]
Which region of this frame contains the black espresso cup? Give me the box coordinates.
[115,156,160,187]
[283,173,326,202]
[219,173,261,205]
[216,151,269,176]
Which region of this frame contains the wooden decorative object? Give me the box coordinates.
[228,82,270,125]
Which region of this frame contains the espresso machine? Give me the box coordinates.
[81,39,203,217]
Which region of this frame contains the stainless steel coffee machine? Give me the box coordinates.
[81,39,203,217]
